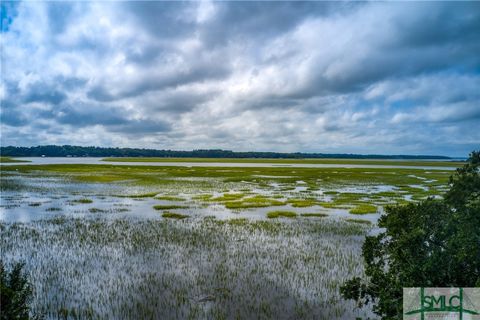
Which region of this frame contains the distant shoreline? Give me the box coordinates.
[101,157,464,167]
[0,145,459,160]
[0,156,463,169]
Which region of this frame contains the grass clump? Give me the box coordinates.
[375,191,398,197]
[153,205,188,210]
[301,213,328,218]
[72,198,93,204]
[349,204,378,214]
[0,157,29,163]
[225,218,249,226]
[89,208,106,213]
[225,196,285,209]
[318,202,350,209]
[161,212,189,219]
[119,192,159,198]
[209,193,246,202]
[192,194,213,201]
[28,202,42,207]
[154,196,186,201]
[267,211,297,219]
[287,198,318,207]
[345,218,372,225]
[323,191,338,195]
[46,207,62,212]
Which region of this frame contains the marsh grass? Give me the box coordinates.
[1,163,452,213]
[71,198,93,204]
[162,212,189,219]
[101,157,463,167]
[153,204,189,210]
[118,192,160,198]
[345,218,372,225]
[0,161,456,318]
[224,218,249,226]
[208,193,246,202]
[1,216,373,319]
[4,163,451,191]
[192,194,214,201]
[28,202,42,207]
[225,195,285,209]
[45,207,62,212]
[318,202,350,209]
[267,211,298,219]
[155,196,186,201]
[287,198,318,207]
[323,191,338,195]
[0,156,29,163]
[349,204,378,214]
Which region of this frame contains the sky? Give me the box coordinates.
[1,1,479,156]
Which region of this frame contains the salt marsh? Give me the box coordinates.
[0,161,454,319]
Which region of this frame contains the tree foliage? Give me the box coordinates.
[341,151,480,319]
[0,261,33,320]
[0,145,451,159]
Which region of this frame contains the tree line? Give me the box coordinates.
[0,145,452,159]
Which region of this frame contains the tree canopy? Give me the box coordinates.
[0,145,452,159]
[0,261,33,320]
[341,151,480,319]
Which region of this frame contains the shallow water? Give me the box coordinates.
[2,217,375,319]
[1,169,395,222]
[0,176,381,223]
[1,157,457,170]
[1,167,410,319]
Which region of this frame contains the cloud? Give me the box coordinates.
[1,1,479,156]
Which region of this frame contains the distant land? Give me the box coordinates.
[0,145,453,160]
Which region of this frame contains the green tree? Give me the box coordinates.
[0,261,33,320]
[340,151,480,319]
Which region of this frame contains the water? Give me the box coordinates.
[2,217,375,319]
[0,165,399,319]
[1,157,458,170]
[0,175,381,223]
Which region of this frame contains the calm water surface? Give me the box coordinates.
[2,157,458,170]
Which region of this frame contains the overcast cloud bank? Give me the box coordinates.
[1,1,479,156]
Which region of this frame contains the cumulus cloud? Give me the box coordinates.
[1,1,479,156]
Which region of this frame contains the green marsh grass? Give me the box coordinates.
[224,195,285,209]
[162,212,189,219]
[28,202,42,207]
[208,193,246,202]
[0,156,29,163]
[287,198,318,207]
[349,204,378,214]
[0,159,457,319]
[153,204,189,210]
[345,218,372,225]
[71,198,93,204]
[1,163,453,212]
[155,196,186,201]
[192,194,214,201]
[118,192,160,198]
[45,207,62,212]
[267,211,298,219]
[1,217,374,319]
[102,157,463,167]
